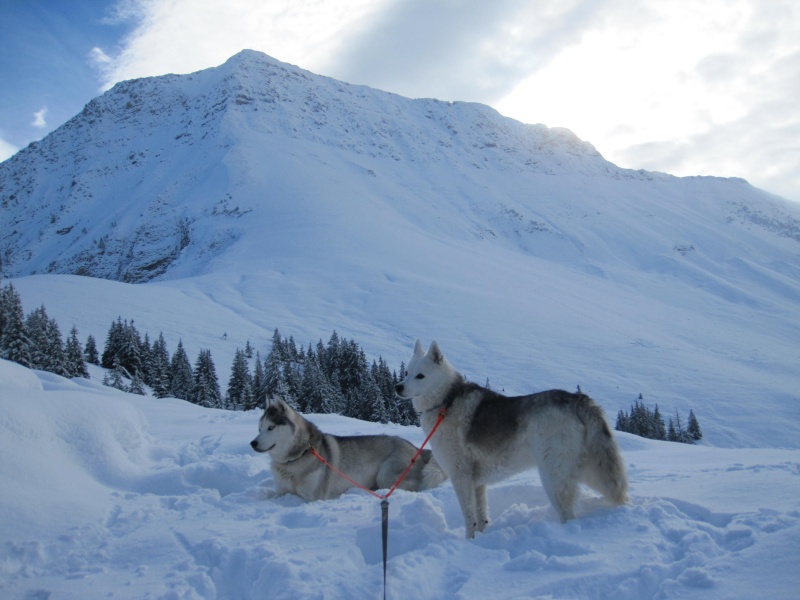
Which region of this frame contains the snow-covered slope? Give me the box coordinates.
[2,50,799,449]
[1,362,798,599]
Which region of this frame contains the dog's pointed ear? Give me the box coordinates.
[267,395,288,412]
[413,339,425,356]
[428,340,444,364]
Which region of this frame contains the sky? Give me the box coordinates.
[1,0,798,202]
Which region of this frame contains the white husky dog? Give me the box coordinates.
[395,340,629,538]
[251,396,447,501]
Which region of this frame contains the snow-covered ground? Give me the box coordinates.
[1,359,798,600]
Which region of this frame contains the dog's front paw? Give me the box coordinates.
[253,487,280,500]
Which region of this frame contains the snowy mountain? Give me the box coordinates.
[1,50,799,599]
[2,50,800,449]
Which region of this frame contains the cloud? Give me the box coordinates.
[492,0,800,202]
[90,0,379,90]
[0,137,19,162]
[327,0,609,103]
[31,107,47,129]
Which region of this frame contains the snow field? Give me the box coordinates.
[1,360,798,599]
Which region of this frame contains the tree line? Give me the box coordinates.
[0,282,89,378]
[3,281,705,437]
[615,395,702,444]
[0,282,418,425]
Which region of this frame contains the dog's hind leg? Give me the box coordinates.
[539,468,578,523]
[475,484,489,533]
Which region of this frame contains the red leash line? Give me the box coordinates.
[308,408,447,600]
[308,447,384,499]
[384,408,446,499]
[309,407,447,500]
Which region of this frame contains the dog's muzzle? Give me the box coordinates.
[251,440,275,453]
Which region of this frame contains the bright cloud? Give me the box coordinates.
[91,0,381,90]
[31,107,47,129]
[0,137,19,162]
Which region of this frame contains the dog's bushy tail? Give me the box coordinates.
[583,402,629,505]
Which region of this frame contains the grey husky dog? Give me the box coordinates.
[395,340,629,538]
[250,396,447,501]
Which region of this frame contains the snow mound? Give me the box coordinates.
[1,365,798,599]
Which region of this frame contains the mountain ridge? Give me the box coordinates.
[4,49,785,283]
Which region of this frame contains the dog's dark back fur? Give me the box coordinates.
[457,383,613,448]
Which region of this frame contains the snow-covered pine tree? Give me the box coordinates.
[0,283,33,367]
[226,348,254,410]
[101,318,125,369]
[263,345,285,399]
[25,305,51,371]
[66,326,90,378]
[615,410,629,433]
[140,332,152,384]
[169,340,193,400]
[191,349,222,408]
[149,332,172,398]
[128,372,146,396]
[44,317,71,377]
[300,350,328,413]
[251,351,267,408]
[103,357,129,392]
[84,334,99,365]
[365,374,389,424]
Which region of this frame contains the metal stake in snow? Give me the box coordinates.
[381,499,389,600]
[308,408,447,599]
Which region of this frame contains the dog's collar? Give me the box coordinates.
[425,377,473,413]
[275,447,311,464]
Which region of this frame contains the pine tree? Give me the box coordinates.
[102,318,143,377]
[264,345,285,398]
[0,283,9,341]
[169,340,193,400]
[149,332,172,398]
[66,326,89,378]
[251,351,266,408]
[43,317,70,377]
[140,332,152,385]
[102,318,125,369]
[615,410,629,433]
[653,404,667,441]
[365,374,389,424]
[128,372,147,396]
[687,410,702,441]
[191,349,222,408]
[300,351,329,413]
[120,320,144,377]
[103,357,129,392]
[227,348,253,410]
[0,284,33,367]
[84,334,99,365]
[25,305,51,370]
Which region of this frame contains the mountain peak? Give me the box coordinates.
[1,51,797,286]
